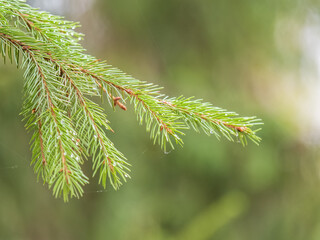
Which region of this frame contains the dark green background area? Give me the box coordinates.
[1,0,320,239]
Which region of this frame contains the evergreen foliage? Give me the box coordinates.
[0,0,262,201]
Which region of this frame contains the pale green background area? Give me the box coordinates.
[1,0,320,239]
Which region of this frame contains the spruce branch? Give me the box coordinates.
[0,0,263,201]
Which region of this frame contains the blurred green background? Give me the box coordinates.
[1,0,320,239]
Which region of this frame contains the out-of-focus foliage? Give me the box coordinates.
[0,0,320,239]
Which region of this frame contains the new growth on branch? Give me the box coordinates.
[0,0,262,201]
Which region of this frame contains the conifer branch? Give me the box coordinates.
[0,0,263,201]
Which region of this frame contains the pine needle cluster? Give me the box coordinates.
[0,0,262,201]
